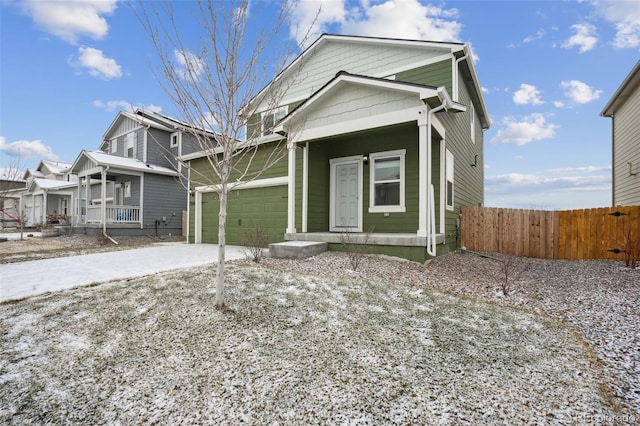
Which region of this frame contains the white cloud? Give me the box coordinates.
[593,0,640,48]
[290,0,346,47]
[513,84,543,105]
[20,0,118,44]
[485,169,611,209]
[490,114,558,146]
[553,100,565,108]
[72,47,122,79]
[0,136,59,161]
[560,80,602,104]
[291,0,462,48]
[522,29,545,44]
[174,49,206,80]
[562,23,598,53]
[93,100,163,113]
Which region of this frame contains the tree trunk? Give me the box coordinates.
[215,181,228,309]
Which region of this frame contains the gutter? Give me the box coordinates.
[453,46,469,103]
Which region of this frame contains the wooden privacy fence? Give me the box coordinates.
[460,205,640,260]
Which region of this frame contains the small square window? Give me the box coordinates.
[261,108,287,136]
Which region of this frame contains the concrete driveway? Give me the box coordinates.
[0,243,246,303]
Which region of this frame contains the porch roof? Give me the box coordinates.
[70,151,180,177]
[29,178,77,191]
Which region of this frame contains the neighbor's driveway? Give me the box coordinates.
[0,243,245,303]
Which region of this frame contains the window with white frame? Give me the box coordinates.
[170,131,180,148]
[110,138,117,153]
[470,104,475,144]
[369,149,406,213]
[124,181,131,198]
[126,132,137,158]
[261,107,287,136]
[446,149,454,210]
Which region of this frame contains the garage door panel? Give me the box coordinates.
[200,186,288,245]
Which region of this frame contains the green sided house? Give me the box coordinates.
[184,34,490,262]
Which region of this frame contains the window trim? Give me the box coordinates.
[368,149,406,213]
[261,106,288,136]
[446,149,454,211]
[170,131,181,148]
[126,132,137,158]
[470,103,475,144]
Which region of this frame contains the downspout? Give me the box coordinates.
[101,165,118,245]
[426,102,446,257]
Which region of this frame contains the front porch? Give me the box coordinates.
[85,205,141,224]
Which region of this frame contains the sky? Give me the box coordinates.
[1,0,639,210]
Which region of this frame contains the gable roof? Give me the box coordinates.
[601,60,640,117]
[279,71,465,129]
[251,33,489,129]
[70,150,180,177]
[28,178,77,192]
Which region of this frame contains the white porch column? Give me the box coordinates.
[286,144,296,234]
[42,190,48,224]
[85,176,91,224]
[76,177,81,225]
[101,168,107,230]
[417,112,428,238]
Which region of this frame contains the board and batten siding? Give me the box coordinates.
[613,82,640,206]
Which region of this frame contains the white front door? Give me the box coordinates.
[330,157,362,231]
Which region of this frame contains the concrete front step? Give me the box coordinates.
[269,241,328,259]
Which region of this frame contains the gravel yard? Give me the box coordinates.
[0,234,184,264]
[0,240,638,424]
[257,251,640,420]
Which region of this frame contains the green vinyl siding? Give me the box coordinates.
[305,124,422,233]
[188,140,288,190]
[396,59,452,94]
[437,71,484,254]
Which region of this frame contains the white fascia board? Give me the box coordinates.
[195,176,288,193]
[291,106,425,143]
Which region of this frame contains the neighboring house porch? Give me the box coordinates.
[22,178,76,227]
[71,150,184,236]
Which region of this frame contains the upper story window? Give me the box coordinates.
[110,138,117,154]
[170,131,181,148]
[126,132,137,158]
[261,107,287,136]
[369,149,406,213]
[446,149,454,210]
[470,103,476,144]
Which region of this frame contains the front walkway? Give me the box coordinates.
[0,243,245,302]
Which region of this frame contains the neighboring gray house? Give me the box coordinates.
[601,60,640,206]
[69,109,212,236]
[21,160,77,227]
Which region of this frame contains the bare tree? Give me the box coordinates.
[0,157,27,238]
[138,1,316,308]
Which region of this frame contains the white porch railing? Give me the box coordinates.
[86,205,141,224]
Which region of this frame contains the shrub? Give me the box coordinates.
[241,224,269,263]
